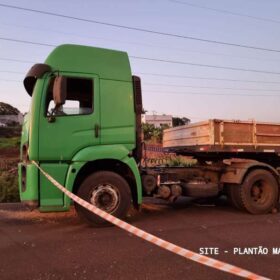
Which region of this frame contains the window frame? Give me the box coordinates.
[44,74,95,118]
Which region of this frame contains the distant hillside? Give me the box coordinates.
[0,102,20,115]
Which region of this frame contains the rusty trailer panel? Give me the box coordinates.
[163,119,280,153]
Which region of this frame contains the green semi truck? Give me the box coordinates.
[19,44,280,226]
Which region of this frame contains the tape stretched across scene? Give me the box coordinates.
[32,161,270,280]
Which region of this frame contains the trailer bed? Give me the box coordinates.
[163,119,280,155]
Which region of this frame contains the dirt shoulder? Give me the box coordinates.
[0,147,19,159]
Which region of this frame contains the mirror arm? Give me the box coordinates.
[47,107,57,123]
[48,115,56,123]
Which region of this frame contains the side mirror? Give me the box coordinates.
[53,76,67,106]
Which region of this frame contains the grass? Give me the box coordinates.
[0,137,20,149]
[0,126,21,138]
[0,171,19,202]
[143,155,196,167]
[0,136,20,202]
[167,156,196,167]
[0,157,20,202]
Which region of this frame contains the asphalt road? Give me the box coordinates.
[0,198,279,280]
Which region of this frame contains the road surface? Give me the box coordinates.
[0,198,279,280]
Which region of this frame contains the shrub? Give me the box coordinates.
[0,137,20,149]
[0,171,20,202]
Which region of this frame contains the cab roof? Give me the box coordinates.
[45,44,132,81]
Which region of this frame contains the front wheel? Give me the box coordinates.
[75,171,132,226]
[239,169,279,214]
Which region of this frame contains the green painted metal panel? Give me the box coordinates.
[73,145,130,162]
[38,72,100,161]
[45,44,132,82]
[18,163,38,202]
[39,163,68,208]
[100,79,136,146]
[28,79,45,160]
[20,113,29,160]
[122,157,143,204]
[64,161,85,208]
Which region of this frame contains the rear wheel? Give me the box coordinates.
[75,171,131,226]
[238,170,279,214]
[226,184,245,210]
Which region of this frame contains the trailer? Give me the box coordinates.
[18,44,280,227]
[160,119,280,215]
[163,119,280,154]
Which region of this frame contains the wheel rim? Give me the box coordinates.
[250,179,271,205]
[90,184,120,213]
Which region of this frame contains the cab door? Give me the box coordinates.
[38,72,100,161]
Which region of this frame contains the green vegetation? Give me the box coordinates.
[0,102,20,115]
[144,155,196,168]
[0,126,21,138]
[0,137,20,203]
[172,117,190,127]
[0,169,19,202]
[142,117,190,143]
[142,123,169,143]
[0,156,19,203]
[167,155,196,167]
[0,102,21,202]
[0,137,20,149]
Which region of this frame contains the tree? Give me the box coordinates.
[142,123,155,141]
[142,123,170,143]
[172,117,190,127]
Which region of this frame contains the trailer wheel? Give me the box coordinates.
[239,170,279,214]
[75,171,131,226]
[226,184,245,210]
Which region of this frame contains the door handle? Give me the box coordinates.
[95,124,100,138]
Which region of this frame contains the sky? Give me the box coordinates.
[1,0,280,122]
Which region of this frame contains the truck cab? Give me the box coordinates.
[19,44,143,225]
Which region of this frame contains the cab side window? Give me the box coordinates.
[46,77,94,116]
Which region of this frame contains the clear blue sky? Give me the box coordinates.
[1,0,280,122]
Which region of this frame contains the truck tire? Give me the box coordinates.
[226,184,245,211]
[238,169,279,214]
[75,171,131,226]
